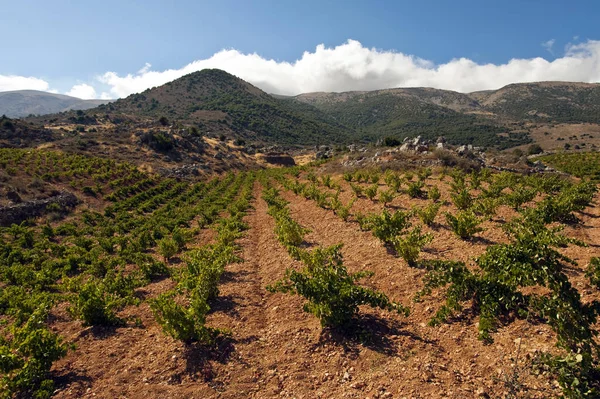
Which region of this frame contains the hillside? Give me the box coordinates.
[471,81,600,122]
[99,69,350,146]
[289,89,524,148]
[289,81,600,149]
[0,90,111,118]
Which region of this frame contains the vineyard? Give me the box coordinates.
[0,148,599,398]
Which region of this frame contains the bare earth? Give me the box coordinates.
[51,178,600,398]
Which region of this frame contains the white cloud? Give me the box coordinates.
[542,39,555,54]
[0,75,50,92]
[95,39,600,97]
[66,83,97,99]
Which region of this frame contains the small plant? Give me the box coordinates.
[321,174,333,188]
[586,257,600,288]
[428,186,441,202]
[349,182,363,198]
[355,212,369,230]
[378,189,396,207]
[0,306,69,399]
[68,279,127,326]
[451,188,473,210]
[364,184,378,201]
[157,237,178,261]
[416,202,441,226]
[445,210,484,239]
[406,180,425,198]
[369,172,381,184]
[472,197,499,219]
[417,167,432,181]
[503,186,536,211]
[367,209,412,244]
[335,199,355,221]
[267,245,408,327]
[392,226,433,266]
[150,291,219,344]
[274,210,310,247]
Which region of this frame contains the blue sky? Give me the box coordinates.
[1,0,599,98]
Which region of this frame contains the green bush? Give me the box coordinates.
[450,188,473,210]
[157,237,178,261]
[349,182,363,198]
[378,189,396,207]
[364,184,378,201]
[445,210,484,239]
[150,291,218,344]
[365,209,412,244]
[406,180,425,198]
[416,203,441,226]
[392,226,433,266]
[0,306,69,399]
[427,186,441,202]
[586,257,600,288]
[68,278,128,326]
[267,245,408,327]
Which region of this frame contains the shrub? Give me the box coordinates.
[406,180,425,198]
[68,279,126,326]
[416,203,441,226]
[0,306,69,399]
[274,210,309,247]
[267,245,408,327]
[334,199,354,222]
[321,175,333,188]
[503,185,536,211]
[472,197,499,219]
[392,226,433,266]
[586,257,600,288]
[445,210,484,239]
[528,144,543,155]
[367,209,412,244]
[450,188,473,210]
[364,184,378,201]
[428,186,441,202]
[157,237,178,261]
[383,136,401,147]
[378,189,396,207]
[349,182,363,198]
[150,291,218,344]
[384,172,402,192]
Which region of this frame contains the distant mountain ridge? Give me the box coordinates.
[0,90,112,118]
[18,71,600,150]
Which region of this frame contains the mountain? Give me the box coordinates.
[287,88,523,148]
[0,90,112,118]
[17,72,600,158]
[98,69,350,146]
[470,81,600,123]
[287,81,600,148]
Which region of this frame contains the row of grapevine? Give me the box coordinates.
[260,175,408,328]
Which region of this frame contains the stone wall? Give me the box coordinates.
[0,191,79,226]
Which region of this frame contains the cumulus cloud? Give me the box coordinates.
[0,74,50,92]
[95,39,600,98]
[66,83,97,99]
